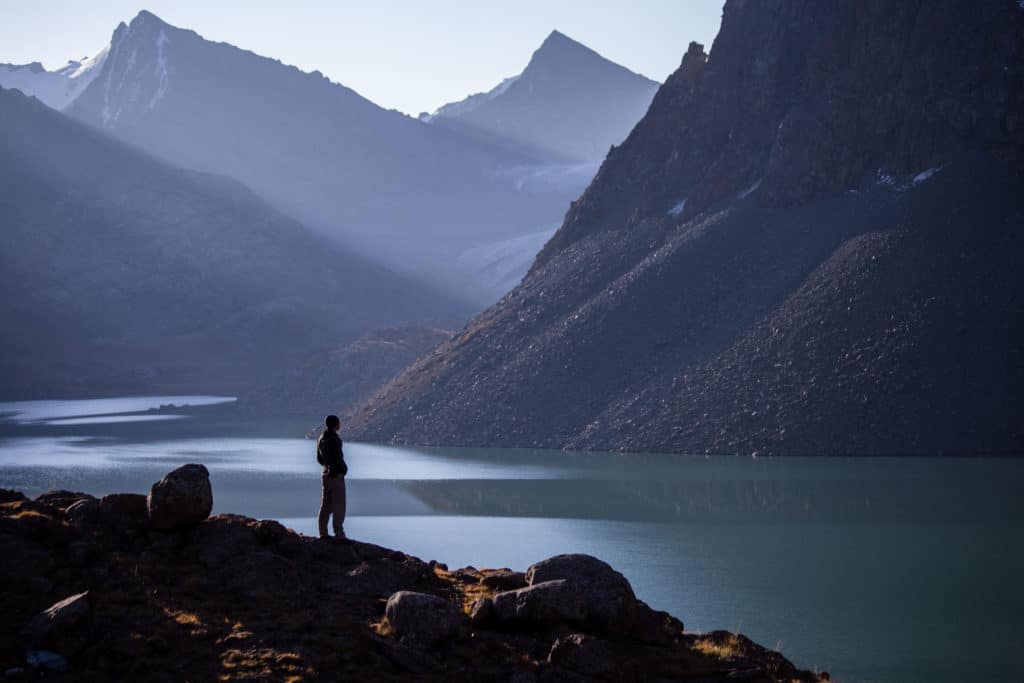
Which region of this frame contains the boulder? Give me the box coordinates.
[468,596,494,624]
[66,498,99,529]
[526,554,635,629]
[384,591,462,644]
[479,568,527,591]
[0,489,29,504]
[491,580,588,625]
[148,464,213,530]
[97,494,149,532]
[547,633,636,679]
[35,490,95,510]
[22,591,90,645]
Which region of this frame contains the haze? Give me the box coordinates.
[0,0,724,116]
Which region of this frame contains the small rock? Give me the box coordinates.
[22,591,90,645]
[384,591,462,644]
[147,464,213,530]
[491,580,588,625]
[25,651,68,673]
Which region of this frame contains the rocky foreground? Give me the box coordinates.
[0,465,828,682]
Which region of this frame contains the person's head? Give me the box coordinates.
[325,414,340,433]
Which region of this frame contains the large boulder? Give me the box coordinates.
[148,464,213,530]
[384,591,462,645]
[490,580,588,625]
[22,591,90,646]
[526,554,636,629]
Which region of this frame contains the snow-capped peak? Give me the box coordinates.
[0,42,110,110]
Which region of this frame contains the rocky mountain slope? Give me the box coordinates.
[0,465,827,681]
[0,86,464,399]
[423,30,659,163]
[344,0,1024,455]
[61,11,595,303]
[250,327,452,417]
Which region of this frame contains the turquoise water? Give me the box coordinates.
[0,397,1021,683]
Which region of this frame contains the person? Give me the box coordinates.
[316,414,350,542]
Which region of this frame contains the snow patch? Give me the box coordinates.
[738,178,762,199]
[912,166,941,185]
[149,29,170,109]
[667,198,687,217]
[875,166,943,193]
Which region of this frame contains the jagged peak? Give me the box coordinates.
[526,28,656,85]
[131,9,166,27]
[532,28,601,63]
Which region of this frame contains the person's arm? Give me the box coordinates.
[338,438,349,476]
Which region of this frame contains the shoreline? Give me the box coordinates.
[0,464,829,682]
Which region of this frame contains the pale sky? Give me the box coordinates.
[0,1,724,115]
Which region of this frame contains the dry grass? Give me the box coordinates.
[163,607,204,627]
[694,633,747,660]
[431,565,497,614]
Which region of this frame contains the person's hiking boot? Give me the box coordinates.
[320,534,352,545]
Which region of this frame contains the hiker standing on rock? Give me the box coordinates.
[317,414,350,543]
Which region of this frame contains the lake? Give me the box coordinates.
[1,396,1021,683]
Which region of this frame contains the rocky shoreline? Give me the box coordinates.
[1,465,828,681]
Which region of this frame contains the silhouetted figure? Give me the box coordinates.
[316,414,349,542]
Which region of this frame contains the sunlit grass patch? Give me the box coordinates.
[694,632,747,659]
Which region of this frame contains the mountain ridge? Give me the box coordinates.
[342,0,1024,455]
[424,28,660,162]
[0,84,464,398]
[62,10,591,304]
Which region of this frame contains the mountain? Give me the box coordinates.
[62,11,588,305]
[0,86,465,399]
[0,45,109,110]
[343,0,1024,456]
[422,30,660,163]
[251,327,452,417]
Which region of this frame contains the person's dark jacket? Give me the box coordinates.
[317,430,348,477]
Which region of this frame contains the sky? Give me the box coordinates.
[0,0,724,115]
